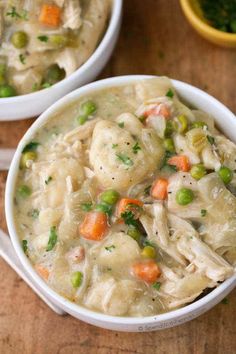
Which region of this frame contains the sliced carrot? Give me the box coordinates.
[117,198,143,218]
[35,264,49,280]
[144,104,170,119]
[79,211,108,241]
[131,260,161,284]
[151,178,168,200]
[168,155,190,172]
[39,4,61,27]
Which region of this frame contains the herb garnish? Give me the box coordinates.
[28,208,39,219]
[112,144,118,149]
[22,141,39,153]
[105,245,115,252]
[118,122,124,128]
[143,240,156,248]
[152,282,161,290]
[37,35,49,42]
[161,151,177,172]
[166,89,174,98]
[116,153,133,166]
[19,54,26,64]
[132,142,141,154]
[81,202,93,212]
[6,7,28,20]
[46,226,57,252]
[221,298,229,305]
[201,209,207,217]
[45,176,53,185]
[121,210,139,227]
[207,135,215,145]
[22,240,28,254]
[200,0,236,33]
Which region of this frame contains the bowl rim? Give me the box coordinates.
[180,0,236,42]
[5,75,236,325]
[0,0,123,104]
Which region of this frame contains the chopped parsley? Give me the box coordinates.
[118,122,124,128]
[161,150,177,172]
[81,202,93,212]
[105,245,115,252]
[116,153,133,167]
[6,7,28,20]
[112,144,118,149]
[207,135,215,145]
[152,282,161,290]
[19,54,26,64]
[132,142,141,154]
[200,0,236,33]
[221,297,229,305]
[37,35,49,42]
[166,88,174,98]
[22,141,39,153]
[28,208,39,219]
[143,240,156,248]
[22,240,28,254]
[201,209,207,217]
[45,176,53,185]
[121,210,139,227]
[46,226,58,252]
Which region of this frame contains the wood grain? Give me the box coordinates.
[0,1,236,353]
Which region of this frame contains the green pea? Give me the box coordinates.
[0,64,6,85]
[0,64,6,75]
[100,189,120,205]
[76,115,88,125]
[190,164,207,180]
[177,114,188,133]
[127,226,141,243]
[164,120,175,137]
[176,188,194,205]
[17,185,31,198]
[11,31,28,49]
[81,101,97,116]
[164,138,175,153]
[0,85,17,98]
[0,75,6,86]
[141,245,156,259]
[45,64,66,85]
[71,271,83,288]
[191,121,207,129]
[49,34,68,47]
[20,151,37,168]
[95,203,112,216]
[218,166,233,184]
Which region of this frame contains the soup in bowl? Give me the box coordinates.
[5,76,236,331]
[0,0,122,120]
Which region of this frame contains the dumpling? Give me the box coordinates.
[84,276,138,316]
[89,120,164,191]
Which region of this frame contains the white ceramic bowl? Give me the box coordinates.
[5,75,236,332]
[0,0,122,121]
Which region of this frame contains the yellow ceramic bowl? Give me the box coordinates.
[180,0,236,48]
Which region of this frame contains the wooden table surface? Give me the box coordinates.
[0,1,236,353]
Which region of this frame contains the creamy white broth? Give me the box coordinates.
[14,78,236,317]
[0,0,110,96]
